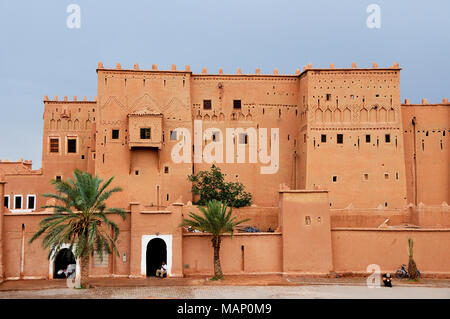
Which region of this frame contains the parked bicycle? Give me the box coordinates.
[395,264,421,279]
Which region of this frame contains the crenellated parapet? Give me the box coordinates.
[95,61,404,80]
[43,94,97,129]
[43,95,96,103]
[402,98,450,106]
[97,61,192,74]
[96,61,305,76]
[0,158,33,166]
[0,159,42,175]
[300,62,401,76]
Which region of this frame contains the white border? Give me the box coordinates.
[27,195,36,210]
[48,244,80,280]
[141,234,172,277]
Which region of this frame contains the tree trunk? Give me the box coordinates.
[408,256,419,279]
[80,254,90,287]
[211,236,223,279]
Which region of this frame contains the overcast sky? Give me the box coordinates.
[0,0,449,168]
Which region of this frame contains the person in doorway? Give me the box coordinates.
[156,261,167,278]
[57,268,67,277]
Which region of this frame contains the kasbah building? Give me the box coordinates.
[0,61,449,281]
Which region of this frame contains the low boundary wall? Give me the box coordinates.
[331,227,450,276]
[182,233,282,276]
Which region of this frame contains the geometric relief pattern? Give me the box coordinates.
[378,107,387,122]
[333,108,341,122]
[315,108,323,123]
[369,107,377,122]
[343,108,351,123]
[360,108,368,122]
[324,108,332,122]
[388,108,396,122]
[129,93,161,115]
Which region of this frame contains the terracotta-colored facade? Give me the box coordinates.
[0,62,449,281]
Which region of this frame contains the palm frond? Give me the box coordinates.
[180,199,249,236]
[30,169,127,261]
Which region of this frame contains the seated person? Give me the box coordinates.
[155,261,167,278]
[382,273,392,287]
[66,264,76,277]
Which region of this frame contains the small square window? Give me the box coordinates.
[164,166,169,174]
[112,129,119,139]
[364,173,369,180]
[332,176,338,183]
[385,134,391,143]
[135,170,139,175]
[203,100,212,110]
[233,100,241,109]
[56,176,62,181]
[81,155,85,160]
[321,134,327,143]
[67,138,77,153]
[337,134,343,144]
[365,134,371,143]
[140,128,151,139]
[384,173,389,180]
[50,138,59,153]
[170,130,177,141]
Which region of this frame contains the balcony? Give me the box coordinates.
[128,107,163,149]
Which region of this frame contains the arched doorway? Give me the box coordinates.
[146,238,167,277]
[53,248,76,279]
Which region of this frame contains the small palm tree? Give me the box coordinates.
[180,199,249,280]
[407,238,419,280]
[29,169,126,287]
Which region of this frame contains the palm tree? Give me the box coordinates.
[29,169,126,287]
[180,199,249,279]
